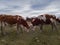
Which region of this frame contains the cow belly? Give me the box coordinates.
[6,20,17,25]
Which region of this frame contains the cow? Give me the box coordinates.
[38,14,57,31]
[26,17,44,31]
[0,15,30,35]
[26,14,57,32]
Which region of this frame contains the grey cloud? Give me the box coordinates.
[0,0,60,17]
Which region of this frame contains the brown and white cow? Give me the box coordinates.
[38,14,57,31]
[27,14,57,32]
[0,15,30,35]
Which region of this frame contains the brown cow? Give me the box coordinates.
[0,15,30,35]
[5,15,30,33]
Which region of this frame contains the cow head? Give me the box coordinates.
[18,17,30,29]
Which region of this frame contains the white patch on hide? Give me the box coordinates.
[27,21,33,27]
[50,18,56,24]
[32,19,35,22]
[17,16,20,20]
[38,15,46,22]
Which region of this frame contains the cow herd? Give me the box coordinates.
[0,14,60,35]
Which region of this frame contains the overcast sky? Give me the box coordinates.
[0,0,60,18]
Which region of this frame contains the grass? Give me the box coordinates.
[0,24,60,45]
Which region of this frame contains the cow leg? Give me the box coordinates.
[54,22,59,34]
[53,22,57,31]
[40,24,43,32]
[51,23,58,35]
[51,23,54,31]
[3,22,7,35]
[16,23,20,34]
[19,25,23,33]
[31,26,36,31]
[0,21,4,35]
[2,22,5,35]
[51,21,57,31]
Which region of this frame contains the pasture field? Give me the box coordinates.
[0,24,60,45]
